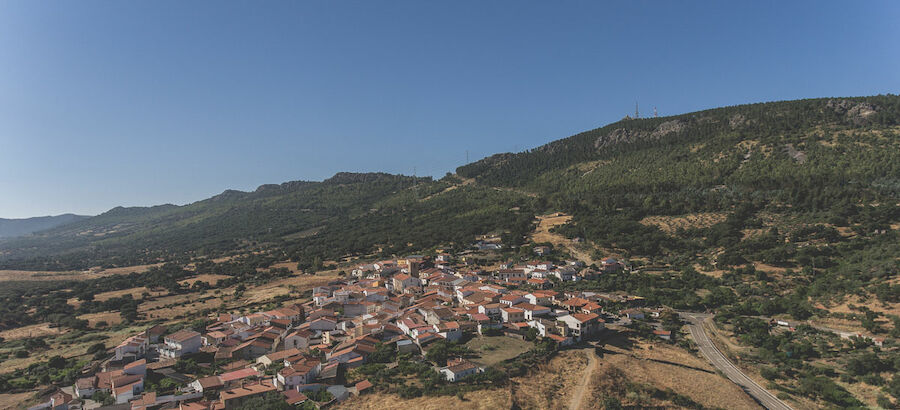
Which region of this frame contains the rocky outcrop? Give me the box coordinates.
[594,120,686,150]
[826,99,877,125]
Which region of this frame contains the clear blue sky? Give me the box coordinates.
[1,1,898,218]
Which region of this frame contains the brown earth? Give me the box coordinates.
[178,274,231,286]
[604,331,762,410]
[512,350,589,410]
[0,323,66,341]
[77,311,124,327]
[336,388,511,410]
[0,391,36,410]
[531,213,604,265]
[0,263,162,282]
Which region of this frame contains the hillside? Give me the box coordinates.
[1,96,898,280]
[0,214,89,239]
[0,172,533,270]
[0,95,899,409]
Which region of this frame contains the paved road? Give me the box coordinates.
[680,312,793,410]
[568,348,599,410]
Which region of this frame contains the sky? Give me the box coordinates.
[1,1,898,218]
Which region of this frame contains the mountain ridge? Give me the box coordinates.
[1,95,898,271]
[0,213,90,239]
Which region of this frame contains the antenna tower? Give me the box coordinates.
[635,101,639,118]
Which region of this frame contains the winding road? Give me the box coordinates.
[680,312,792,410]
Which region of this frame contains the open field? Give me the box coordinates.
[0,270,106,282]
[77,311,124,327]
[0,391,36,410]
[0,323,66,341]
[178,274,231,286]
[465,336,533,366]
[0,263,162,282]
[603,331,762,410]
[336,388,511,410]
[138,291,224,321]
[91,263,163,275]
[511,349,589,410]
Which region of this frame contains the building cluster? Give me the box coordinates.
[47,253,654,410]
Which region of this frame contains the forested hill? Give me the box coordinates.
[458,95,900,192]
[0,214,89,239]
[1,95,898,273]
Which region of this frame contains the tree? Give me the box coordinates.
[47,356,67,369]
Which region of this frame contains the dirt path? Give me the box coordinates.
[568,348,599,410]
[532,213,599,265]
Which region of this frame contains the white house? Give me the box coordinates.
[114,334,148,361]
[439,358,481,382]
[159,330,202,359]
[514,303,552,320]
[556,313,603,340]
[433,322,462,342]
[275,360,321,390]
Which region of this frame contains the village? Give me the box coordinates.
[30,248,678,410]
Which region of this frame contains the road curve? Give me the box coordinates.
[680,313,793,410]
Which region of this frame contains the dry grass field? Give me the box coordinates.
[465,336,533,366]
[512,349,589,410]
[0,269,104,282]
[91,263,163,275]
[531,213,603,264]
[0,391,36,410]
[337,389,511,410]
[178,274,230,286]
[0,323,66,341]
[0,263,162,282]
[77,311,124,327]
[138,291,224,321]
[601,340,761,409]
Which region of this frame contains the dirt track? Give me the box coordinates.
[568,348,599,410]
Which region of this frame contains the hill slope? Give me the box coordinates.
[0,95,898,276]
[0,214,89,239]
[0,172,533,270]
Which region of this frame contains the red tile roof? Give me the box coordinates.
[355,379,374,392]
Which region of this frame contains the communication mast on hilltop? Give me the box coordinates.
[635,101,640,119]
[654,106,658,118]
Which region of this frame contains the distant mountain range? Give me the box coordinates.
[0,95,898,272]
[0,214,90,239]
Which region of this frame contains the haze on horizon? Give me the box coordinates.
[1,1,898,219]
